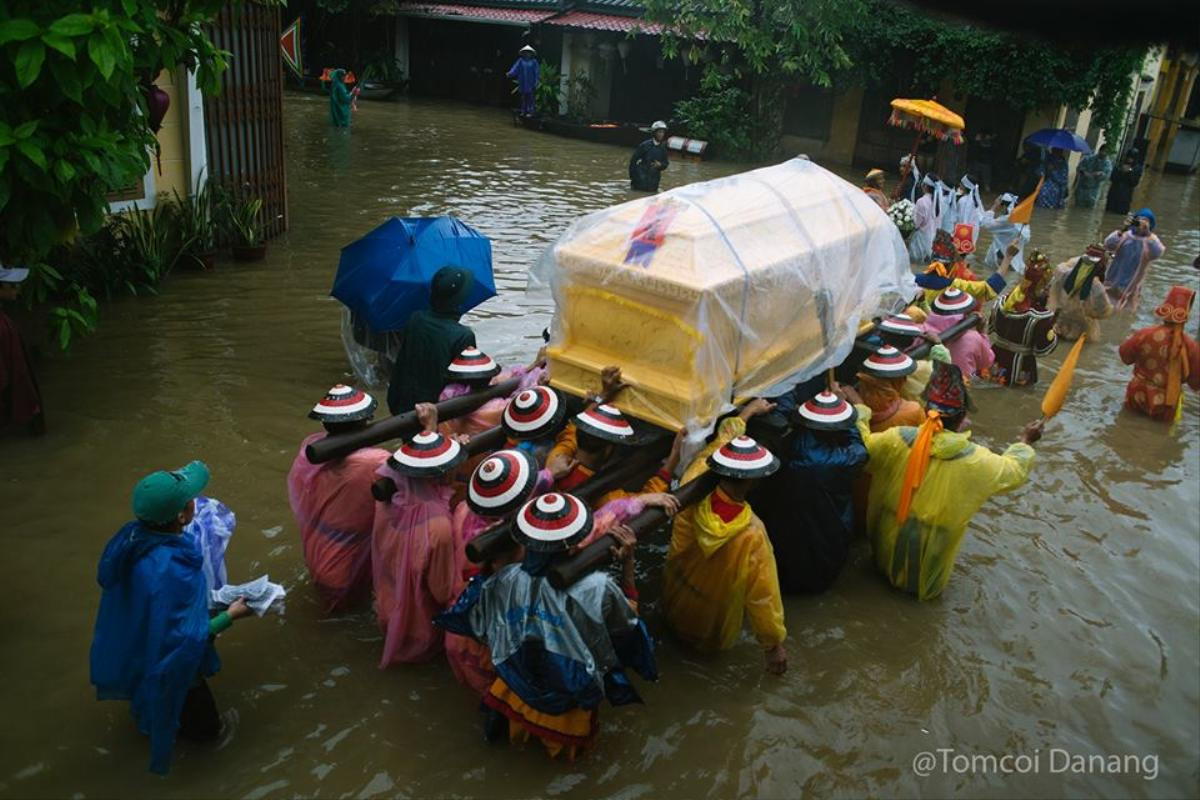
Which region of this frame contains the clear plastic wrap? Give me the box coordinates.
[530,158,916,431]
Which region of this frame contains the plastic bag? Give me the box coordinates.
[530,157,915,431]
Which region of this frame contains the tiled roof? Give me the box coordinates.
[398,3,558,24]
[543,10,658,33]
[577,0,644,17]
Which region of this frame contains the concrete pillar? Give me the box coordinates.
[559,33,573,117]
[1151,63,1198,171]
[394,17,410,82]
[1144,57,1180,167]
[185,68,208,193]
[1066,107,1092,184]
[824,86,863,165]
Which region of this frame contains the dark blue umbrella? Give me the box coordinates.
[332,216,495,332]
[1024,128,1092,155]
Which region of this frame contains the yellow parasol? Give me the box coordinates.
[888,98,965,199]
[1040,334,1086,419]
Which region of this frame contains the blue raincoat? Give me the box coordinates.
[90,522,219,774]
[506,55,539,94]
[436,554,656,714]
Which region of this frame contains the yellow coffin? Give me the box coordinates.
[534,158,914,430]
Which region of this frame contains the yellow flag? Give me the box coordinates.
[1041,334,1086,419]
[1009,177,1043,225]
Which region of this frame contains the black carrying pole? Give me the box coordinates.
[371,426,508,502]
[904,313,979,360]
[548,470,720,590]
[306,377,521,464]
[464,435,672,564]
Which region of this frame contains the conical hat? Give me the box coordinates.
[387,431,466,478]
[502,386,565,440]
[931,287,976,315]
[468,449,540,517]
[861,345,917,378]
[446,347,501,382]
[514,493,593,552]
[706,435,779,479]
[796,390,858,430]
[309,384,377,423]
[574,404,635,443]
[878,314,924,338]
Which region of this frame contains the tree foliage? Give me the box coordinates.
[644,0,1147,160]
[0,1,236,264]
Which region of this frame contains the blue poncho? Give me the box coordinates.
[90,522,220,774]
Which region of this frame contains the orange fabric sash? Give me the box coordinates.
[896,410,943,524]
[1166,325,1190,414]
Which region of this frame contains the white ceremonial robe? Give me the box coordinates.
[908,193,936,263]
[979,211,1031,274]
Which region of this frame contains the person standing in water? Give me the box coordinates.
[1104,208,1165,310]
[1118,285,1199,422]
[507,45,540,117]
[629,121,670,192]
[0,261,44,436]
[387,266,477,415]
[328,68,352,128]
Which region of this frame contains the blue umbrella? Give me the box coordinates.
[1024,128,1092,155]
[332,216,495,332]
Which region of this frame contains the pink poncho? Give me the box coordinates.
[923,313,995,380]
[372,462,459,666]
[287,433,390,613]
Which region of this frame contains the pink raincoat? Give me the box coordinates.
[287,433,390,613]
[923,314,994,380]
[372,462,459,666]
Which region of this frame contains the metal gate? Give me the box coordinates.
[204,2,287,239]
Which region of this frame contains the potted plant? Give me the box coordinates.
[229,196,267,261]
[173,179,218,270]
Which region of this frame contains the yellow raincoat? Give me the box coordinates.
[922,274,1007,308]
[854,405,1035,600]
[662,416,786,652]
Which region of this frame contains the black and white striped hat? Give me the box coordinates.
[931,287,977,315]
[574,404,635,444]
[467,449,540,517]
[878,314,924,338]
[706,435,779,480]
[309,384,377,423]
[860,346,917,379]
[502,386,566,440]
[796,390,858,431]
[446,347,501,382]
[386,431,467,478]
[514,492,593,552]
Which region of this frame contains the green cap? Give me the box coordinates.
[132,461,211,525]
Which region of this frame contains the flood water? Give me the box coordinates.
[2,94,1198,799]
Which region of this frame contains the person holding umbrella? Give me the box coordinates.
[1036,147,1070,209]
[387,266,478,415]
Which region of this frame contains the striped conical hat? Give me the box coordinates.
[467,449,540,517]
[797,390,858,431]
[706,435,779,480]
[309,384,377,423]
[879,314,924,338]
[574,404,635,444]
[502,386,565,440]
[446,347,500,382]
[514,492,593,552]
[387,431,467,478]
[861,345,917,378]
[931,287,976,315]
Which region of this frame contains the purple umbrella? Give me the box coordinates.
[1024,128,1092,155]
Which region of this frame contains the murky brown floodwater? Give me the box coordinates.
[2,94,1198,799]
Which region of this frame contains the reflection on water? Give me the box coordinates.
[1,94,1197,799]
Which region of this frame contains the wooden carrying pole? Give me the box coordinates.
[306,378,520,464]
[548,470,720,590]
[371,426,508,502]
[464,435,672,564]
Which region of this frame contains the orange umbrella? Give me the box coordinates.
[1040,334,1086,419]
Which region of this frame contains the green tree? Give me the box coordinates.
[641,0,861,159]
[0,1,239,264]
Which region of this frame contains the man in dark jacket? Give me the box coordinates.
[751,388,869,593]
[0,262,44,436]
[386,265,477,415]
[629,120,670,192]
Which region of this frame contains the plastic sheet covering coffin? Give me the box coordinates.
[530,158,916,431]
